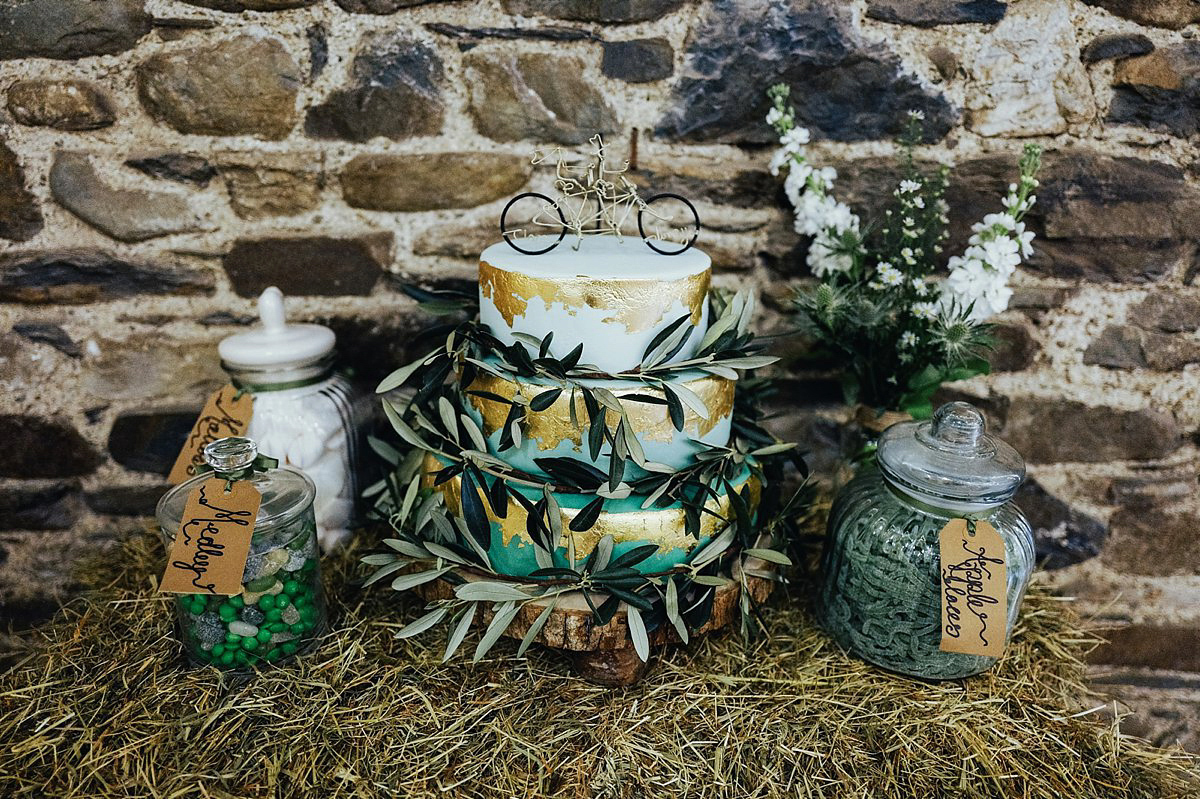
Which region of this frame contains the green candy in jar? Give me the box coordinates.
[157,437,328,671]
[818,402,1036,680]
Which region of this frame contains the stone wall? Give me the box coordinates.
[0,0,1197,749]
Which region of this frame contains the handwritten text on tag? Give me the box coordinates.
[167,385,253,485]
[939,518,1008,658]
[159,478,259,596]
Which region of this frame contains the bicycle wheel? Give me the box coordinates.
[501,192,567,255]
[638,193,701,256]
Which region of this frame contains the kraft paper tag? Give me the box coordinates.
[939,518,1008,658]
[167,385,253,485]
[159,478,260,596]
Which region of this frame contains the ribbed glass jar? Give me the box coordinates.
[818,468,1035,679]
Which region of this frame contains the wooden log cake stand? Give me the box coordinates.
[414,553,775,687]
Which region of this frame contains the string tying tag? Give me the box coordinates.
[195,453,279,492]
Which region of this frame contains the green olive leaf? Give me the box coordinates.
[390,567,451,593]
[443,604,476,662]
[626,605,650,662]
[473,601,521,662]
[394,607,448,639]
[517,600,557,657]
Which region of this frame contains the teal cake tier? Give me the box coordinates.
[462,366,735,480]
[422,454,760,578]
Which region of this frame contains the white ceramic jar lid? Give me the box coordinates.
[218,287,335,369]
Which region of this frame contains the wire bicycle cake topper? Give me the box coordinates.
[500,134,701,256]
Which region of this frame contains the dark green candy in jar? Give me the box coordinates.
[818,402,1036,680]
[156,437,327,672]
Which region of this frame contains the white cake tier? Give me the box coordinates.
[463,365,734,479]
[479,235,712,375]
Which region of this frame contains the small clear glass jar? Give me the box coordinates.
[156,437,327,670]
[818,401,1036,679]
[219,286,364,551]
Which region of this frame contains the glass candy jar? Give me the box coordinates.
[818,402,1036,679]
[156,437,327,670]
[219,286,363,551]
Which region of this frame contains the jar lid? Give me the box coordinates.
[155,437,316,538]
[877,401,1025,511]
[218,286,335,369]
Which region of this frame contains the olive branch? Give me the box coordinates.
[362,290,810,662]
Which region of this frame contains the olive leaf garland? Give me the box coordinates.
[362,290,810,663]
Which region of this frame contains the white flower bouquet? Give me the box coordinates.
[766,84,1042,418]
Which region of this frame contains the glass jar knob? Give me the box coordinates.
[203,436,258,473]
[919,402,987,453]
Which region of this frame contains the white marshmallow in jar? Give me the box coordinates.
[218,287,363,552]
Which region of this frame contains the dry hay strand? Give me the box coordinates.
[0,527,1197,799]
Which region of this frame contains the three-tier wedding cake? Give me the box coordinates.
[424,232,760,577]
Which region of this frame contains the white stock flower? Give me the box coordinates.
[771,117,866,277]
[954,281,1013,321]
[1014,221,1035,257]
[938,163,1037,323]
[766,107,784,126]
[974,212,1017,236]
[978,236,1021,273]
[808,232,854,277]
[982,282,1014,317]
[792,193,859,238]
[793,193,827,236]
[943,256,1013,321]
[768,148,790,176]
[779,126,810,153]
[783,163,812,207]
[945,256,990,296]
[898,179,921,194]
[824,199,858,233]
[815,166,837,190]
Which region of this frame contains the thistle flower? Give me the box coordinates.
[933,313,991,365]
[794,281,849,334]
